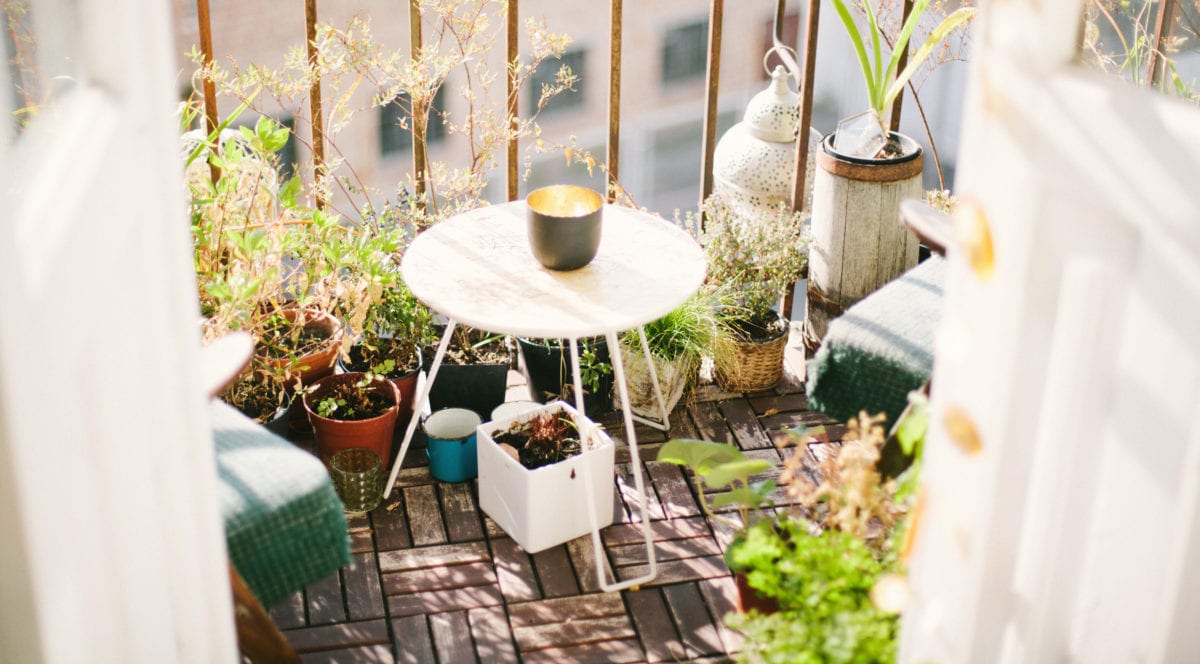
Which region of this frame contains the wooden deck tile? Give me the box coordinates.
[370,497,411,551]
[609,532,721,567]
[747,392,808,415]
[668,406,700,439]
[513,614,636,652]
[440,482,484,542]
[519,638,646,663]
[689,401,734,443]
[269,591,306,630]
[625,588,687,662]
[719,398,775,450]
[617,554,728,587]
[382,560,496,595]
[531,545,580,598]
[615,461,667,521]
[663,582,725,658]
[386,583,504,617]
[759,409,840,431]
[508,592,626,625]
[567,534,613,594]
[430,611,476,664]
[615,440,667,464]
[699,575,745,654]
[285,618,389,653]
[391,615,434,664]
[602,515,712,546]
[305,571,346,626]
[403,485,447,546]
[378,541,490,572]
[645,461,701,518]
[299,644,393,663]
[346,514,375,553]
[491,536,542,602]
[468,605,519,661]
[692,383,743,403]
[343,552,386,621]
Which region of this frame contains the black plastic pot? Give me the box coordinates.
[517,337,614,414]
[422,332,513,421]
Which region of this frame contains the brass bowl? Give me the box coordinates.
[526,185,604,271]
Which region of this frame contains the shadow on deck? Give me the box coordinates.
[271,327,845,663]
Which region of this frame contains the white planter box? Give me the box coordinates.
[477,400,615,553]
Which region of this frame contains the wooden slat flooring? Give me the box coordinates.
[270,328,851,661]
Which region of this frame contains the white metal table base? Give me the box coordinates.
[382,323,665,592]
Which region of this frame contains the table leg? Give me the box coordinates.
[627,325,671,432]
[579,330,658,592]
[383,320,456,499]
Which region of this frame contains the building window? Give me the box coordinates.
[661,20,709,84]
[527,48,585,114]
[379,87,447,156]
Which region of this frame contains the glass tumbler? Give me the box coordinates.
[330,448,384,515]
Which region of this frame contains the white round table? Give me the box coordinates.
[385,201,706,592]
[400,201,706,337]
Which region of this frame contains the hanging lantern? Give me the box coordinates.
[712,64,820,220]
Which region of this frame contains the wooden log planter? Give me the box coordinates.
[804,132,924,348]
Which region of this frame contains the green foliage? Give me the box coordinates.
[317,396,352,419]
[696,195,809,325]
[831,0,976,128]
[621,292,720,366]
[656,439,774,531]
[727,519,899,664]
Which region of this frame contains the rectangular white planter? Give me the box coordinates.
[477,400,615,553]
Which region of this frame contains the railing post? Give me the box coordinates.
[506,0,519,202]
[606,0,622,202]
[410,0,427,206]
[1146,0,1175,88]
[699,0,724,210]
[196,0,220,184]
[888,0,915,133]
[304,0,326,209]
[791,0,819,213]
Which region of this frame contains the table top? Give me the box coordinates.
[401,201,707,338]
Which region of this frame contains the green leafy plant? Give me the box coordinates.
[312,371,391,421]
[831,0,976,133]
[726,519,899,664]
[622,291,720,366]
[656,439,775,532]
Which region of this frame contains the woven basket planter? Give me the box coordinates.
[715,326,789,392]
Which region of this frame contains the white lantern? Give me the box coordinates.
[712,65,820,219]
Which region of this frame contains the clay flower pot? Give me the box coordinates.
[256,308,344,385]
[303,372,401,468]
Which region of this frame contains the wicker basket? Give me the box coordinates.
[715,328,789,392]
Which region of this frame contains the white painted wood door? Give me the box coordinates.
[900,2,1200,663]
[0,0,236,661]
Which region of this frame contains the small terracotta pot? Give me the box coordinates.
[734,571,780,614]
[339,343,424,433]
[256,308,344,385]
[303,373,401,469]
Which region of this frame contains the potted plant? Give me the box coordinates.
[477,400,615,553]
[302,370,402,469]
[806,0,975,346]
[697,195,809,392]
[724,411,923,661]
[425,327,514,420]
[655,438,777,612]
[517,336,614,414]
[219,367,297,437]
[617,292,719,421]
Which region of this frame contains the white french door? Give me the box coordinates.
[0,0,235,661]
[901,1,1200,663]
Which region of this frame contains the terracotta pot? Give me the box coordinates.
[303,373,401,469]
[734,571,780,614]
[339,343,424,433]
[256,308,343,385]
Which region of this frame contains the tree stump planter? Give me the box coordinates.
[805,132,923,349]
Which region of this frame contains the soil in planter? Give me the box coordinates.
[429,327,511,366]
[258,315,334,359]
[727,311,787,344]
[344,337,420,377]
[222,382,288,424]
[313,382,391,421]
[493,412,582,470]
